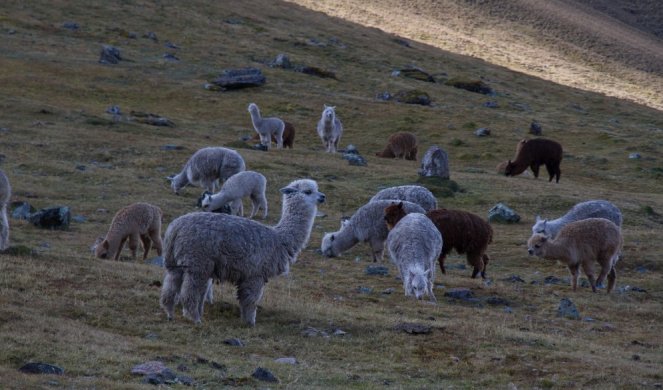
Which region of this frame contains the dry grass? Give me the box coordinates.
[0,0,662,388]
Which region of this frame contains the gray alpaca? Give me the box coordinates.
[532,200,622,239]
[316,105,343,153]
[160,179,326,326]
[171,147,246,194]
[248,102,284,149]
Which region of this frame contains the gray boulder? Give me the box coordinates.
[557,298,580,320]
[99,45,121,64]
[488,203,520,223]
[270,53,292,69]
[418,145,449,179]
[210,68,266,90]
[28,206,71,229]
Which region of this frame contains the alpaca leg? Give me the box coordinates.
[468,253,483,279]
[149,229,163,256]
[204,278,214,304]
[568,264,580,291]
[237,278,265,326]
[581,262,597,292]
[180,272,207,324]
[0,206,9,250]
[260,195,268,219]
[275,128,284,149]
[370,238,385,262]
[249,195,259,219]
[481,253,490,279]
[160,269,183,321]
[545,163,555,182]
[555,165,561,183]
[229,199,242,216]
[140,234,152,260]
[606,267,617,293]
[115,237,128,260]
[595,262,612,290]
[438,254,446,274]
[530,163,540,178]
[128,233,140,259]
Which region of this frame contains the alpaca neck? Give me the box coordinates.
[541,240,571,262]
[173,172,189,189]
[249,108,262,129]
[275,200,317,255]
[331,226,359,252]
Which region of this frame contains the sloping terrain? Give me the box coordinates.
[0,0,662,388]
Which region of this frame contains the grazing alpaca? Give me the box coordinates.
[370,185,437,212]
[95,202,163,261]
[0,170,11,251]
[528,218,623,293]
[251,121,296,148]
[504,138,563,183]
[201,171,268,219]
[316,105,343,153]
[531,200,622,239]
[384,203,493,279]
[248,102,284,149]
[375,132,418,160]
[160,179,325,325]
[170,147,246,194]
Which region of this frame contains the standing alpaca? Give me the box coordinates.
[248,102,284,149]
[160,179,326,325]
[504,138,563,183]
[0,170,11,251]
[527,218,623,293]
[251,121,296,149]
[95,202,163,261]
[375,132,418,160]
[171,147,246,194]
[316,105,343,153]
[201,171,268,219]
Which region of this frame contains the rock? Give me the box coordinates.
[484,296,509,306]
[629,153,642,160]
[475,127,491,137]
[382,288,395,294]
[557,298,580,320]
[164,41,178,49]
[252,367,279,383]
[618,285,647,293]
[19,362,64,375]
[445,78,494,95]
[11,201,34,219]
[302,327,328,337]
[543,275,568,286]
[483,101,499,108]
[144,31,158,42]
[130,111,175,127]
[393,89,431,105]
[71,215,86,223]
[394,322,432,334]
[145,256,164,267]
[274,357,298,365]
[160,144,184,151]
[142,369,177,385]
[530,121,543,135]
[376,91,392,101]
[365,265,389,276]
[99,44,122,64]
[253,143,269,151]
[297,65,337,79]
[357,286,373,294]
[223,338,244,347]
[394,67,435,82]
[106,105,121,115]
[62,22,79,31]
[488,203,520,223]
[502,275,525,283]
[444,288,474,300]
[418,145,449,179]
[393,38,412,47]
[635,265,649,273]
[28,206,70,230]
[163,53,179,62]
[132,361,168,376]
[210,68,266,90]
[343,153,367,166]
[269,53,292,69]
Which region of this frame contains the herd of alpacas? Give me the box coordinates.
[0,103,625,326]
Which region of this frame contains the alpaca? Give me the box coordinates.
[316,105,343,153]
[251,121,295,148]
[248,102,284,149]
[95,202,163,261]
[386,212,442,302]
[320,200,425,262]
[171,147,246,194]
[160,179,326,325]
[201,171,268,219]
[527,218,623,293]
[0,170,11,251]
[384,203,493,278]
[375,132,418,160]
[532,200,622,239]
[505,138,563,183]
[370,185,437,211]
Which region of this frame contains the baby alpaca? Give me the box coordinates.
[527,218,623,293]
[386,212,442,302]
[201,171,268,219]
[0,170,11,250]
[375,132,418,160]
[95,202,163,261]
[248,102,284,149]
[316,105,343,153]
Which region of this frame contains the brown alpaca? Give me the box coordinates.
[375,132,418,160]
[251,121,295,148]
[95,202,163,261]
[384,204,493,278]
[504,138,562,182]
[497,139,526,174]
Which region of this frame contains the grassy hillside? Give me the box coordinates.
[1,0,662,388]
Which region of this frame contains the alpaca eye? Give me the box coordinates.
[304,190,312,195]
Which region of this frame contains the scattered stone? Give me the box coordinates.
[11,201,34,219]
[376,91,392,101]
[502,275,525,283]
[618,285,647,293]
[269,53,292,69]
[483,101,498,108]
[504,306,513,314]
[488,203,520,223]
[130,111,175,127]
[381,288,395,295]
[393,67,435,82]
[145,256,164,267]
[163,53,179,62]
[144,31,158,42]
[557,298,580,320]
[19,362,64,375]
[343,153,367,166]
[160,144,184,151]
[357,286,373,294]
[99,45,122,65]
[333,328,347,336]
[484,296,509,306]
[253,143,269,151]
[75,165,86,172]
[252,367,279,383]
[132,361,168,376]
[223,338,244,347]
[297,65,337,79]
[142,369,177,385]
[71,215,86,223]
[418,145,449,179]
[629,153,642,160]
[394,322,432,335]
[274,357,298,365]
[475,127,491,137]
[62,22,80,31]
[7,29,17,35]
[145,332,159,340]
[365,265,389,276]
[28,206,71,230]
[543,275,568,286]
[445,78,493,95]
[444,288,474,300]
[530,121,542,135]
[393,38,411,48]
[210,68,266,91]
[393,89,431,105]
[635,265,649,273]
[164,41,178,49]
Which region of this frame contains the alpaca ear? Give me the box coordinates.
[398,201,404,209]
[280,186,296,195]
[102,240,109,250]
[330,235,335,242]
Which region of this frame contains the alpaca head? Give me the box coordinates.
[406,266,431,300]
[531,216,549,236]
[383,202,407,230]
[94,239,111,259]
[527,234,548,257]
[504,160,516,177]
[279,179,326,208]
[200,192,214,211]
[320,233,339,257]
[322,105,335,121]
[248,102,259,114]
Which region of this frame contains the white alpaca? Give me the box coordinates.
[248,102,284,149]
[201,171,268,219]
[316,105,343,153]
[0,170,11,250]
[170,147,246,194]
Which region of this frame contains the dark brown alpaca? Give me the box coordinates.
[375,132,418,160]
[251,121,296,148]
[504,138,562,182]
[384,203,493,279]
